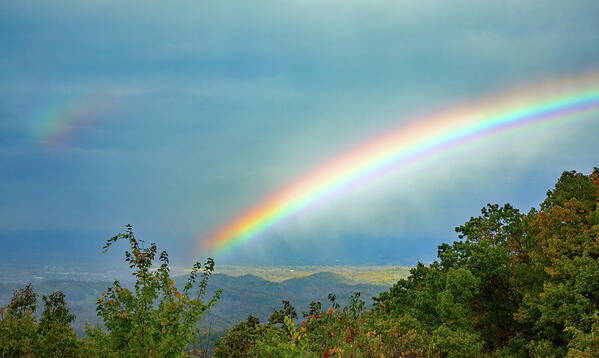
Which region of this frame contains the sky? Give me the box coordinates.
[1,0,598,266]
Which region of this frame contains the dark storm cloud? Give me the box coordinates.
[0,0,598,263]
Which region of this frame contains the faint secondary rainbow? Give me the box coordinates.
[32,92,111,150]
[199,72,599,254]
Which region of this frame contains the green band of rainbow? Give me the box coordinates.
[198,73,599,254]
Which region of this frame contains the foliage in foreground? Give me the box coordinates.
[214,168,599,357]
[0,225,220,358]
[0,285,80,357]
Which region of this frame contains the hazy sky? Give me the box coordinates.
[1,1,598,265]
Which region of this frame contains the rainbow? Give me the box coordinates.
[198,72,599,254]
[32,92,111,150]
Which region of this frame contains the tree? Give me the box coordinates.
[0,284,83,357]
[516,168,599,356]
[0,284,38,357]
[86,224,221,358]
[442,203,525,349]
[213,315,263,358]
[268,300,298,326]
[35,291,81,357]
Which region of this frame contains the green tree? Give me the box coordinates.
[35,291,81,357]
[0,284,38,357]
[566,314,599,357]
[441,203,525,349]
[213,315,264,358]
[373,168,599,356]
[268,300,298,326]
[86,224,221,358]
[516,169,599,356]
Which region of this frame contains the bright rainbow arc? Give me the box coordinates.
[199,74,599,254]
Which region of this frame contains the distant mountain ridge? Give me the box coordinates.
[0,271,388,333]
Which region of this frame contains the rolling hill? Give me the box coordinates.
[0,271,389,333]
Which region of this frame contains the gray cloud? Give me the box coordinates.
[0,0,598,263]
